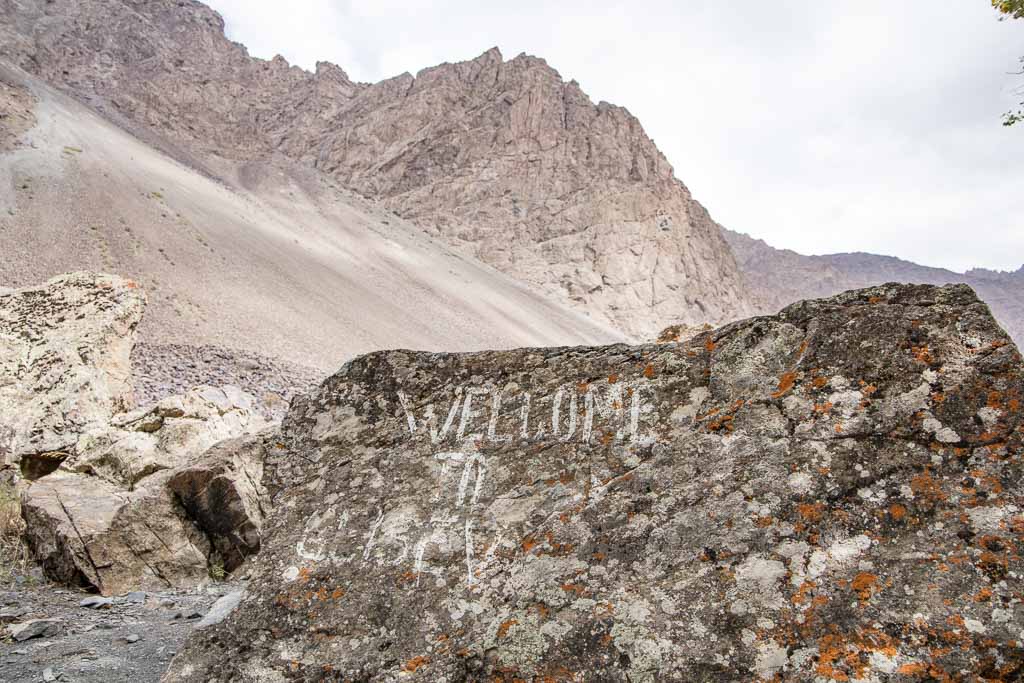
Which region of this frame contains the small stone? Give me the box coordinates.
[196,591,243,629]
[9,618,63,642]
[122,591,147,604]
[42,667,57,682]
[0,607,29,623]
[80,596,114,609]
[134,413,164,433]
[173,609,203,620]
[124,634,140,643]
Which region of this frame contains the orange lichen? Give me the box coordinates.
[851,573,879,601]
[815,628,900,681]
[403,656,429,673]
[497,618,518,639]
[910,472,947,503]
[798,503,825,523]
[888,503,907,521]
[896,662,928,675]
[772,371,798,398]
[707,414,735,433]
[791,580,816,606]
[643,364,656,379]
[911,345,933,365]
[705,337,716,353]
[607,373,619,384]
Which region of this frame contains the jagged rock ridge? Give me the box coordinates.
[166,283,1024,681]
[0,0,754,338]
[725,229,1024,348]
[0,64,620,369]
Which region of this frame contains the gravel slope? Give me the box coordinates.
[0,65,623,373]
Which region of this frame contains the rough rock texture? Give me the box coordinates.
[131,343,324,421]
[168,430,274,573]
[0,0,755,338]
[725,229,1024,350]
[21,388,268,595]
[63,385,266,488]
[166,284,1024,681]
[0,272,277,596]
[0,272,145,468]
[21,470,211,596]
[20,426,271,597]
[0,74,35,152]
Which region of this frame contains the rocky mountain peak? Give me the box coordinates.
[0,0,755,338]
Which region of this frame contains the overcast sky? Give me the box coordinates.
[205,0,1023,273]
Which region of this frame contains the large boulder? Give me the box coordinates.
[168,430,275,572]
[20,470,210,595]
[0,272,145,470]
[165,284,1024,682]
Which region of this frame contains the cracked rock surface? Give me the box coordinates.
[1,272,274,597]
[166,283,1024,681]
[0,272,145,467]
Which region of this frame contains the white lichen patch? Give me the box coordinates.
[922,416,960,444]
[735,555,787,609]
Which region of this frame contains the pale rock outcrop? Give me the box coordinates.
[0,272,145,469]
[21,390,269,594]
[0,75,35,152]
[0,272,273,593]
[167,284,1024,681]
[64,386,265,488]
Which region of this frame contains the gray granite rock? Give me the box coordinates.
[165,284,1024,681]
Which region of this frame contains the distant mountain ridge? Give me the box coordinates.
[725,229,1024,346]
[0,0,755,338]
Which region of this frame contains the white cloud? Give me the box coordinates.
[204,0,1024,272]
